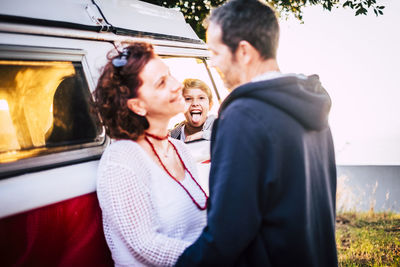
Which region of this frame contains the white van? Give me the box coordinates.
[0,0,227,265]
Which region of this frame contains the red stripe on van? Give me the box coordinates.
[0,192,113,267]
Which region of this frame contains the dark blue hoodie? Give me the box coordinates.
[176,74,338,267]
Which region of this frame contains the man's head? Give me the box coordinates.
[207,0,280,89]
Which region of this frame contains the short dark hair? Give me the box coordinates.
[93,42,154,140]
[209,0,280,59]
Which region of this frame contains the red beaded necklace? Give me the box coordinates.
[145,132,169,140]
[144,133,208,210]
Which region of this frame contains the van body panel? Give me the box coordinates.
[95,0,201,42]
[0,192,113,267]
[0,1,227,265]
[0,22,209,50]
[0,161,99,219]
[0,0,202,43]
[0,0,104,31]
[0,31,215,215]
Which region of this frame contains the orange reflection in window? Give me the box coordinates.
[0,99,20,152]
[0,60,75,163]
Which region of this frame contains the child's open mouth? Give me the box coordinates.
[190,110,202,124]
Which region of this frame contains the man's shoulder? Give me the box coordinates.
[219,92,299,140]
[221,96,271,120]
[214,98,272,142]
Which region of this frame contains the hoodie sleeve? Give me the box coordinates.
[201,115,216,141]
[176,101,270,266]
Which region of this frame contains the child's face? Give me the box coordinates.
[183,88,211,127]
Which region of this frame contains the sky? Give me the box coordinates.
[277,0,400,165]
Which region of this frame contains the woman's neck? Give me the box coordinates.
[184,122,203,136]
[146,117,170,137]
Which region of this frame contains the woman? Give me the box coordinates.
[170,78,216,142]
[93,42,208,267]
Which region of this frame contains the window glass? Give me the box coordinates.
[0,60,103,164]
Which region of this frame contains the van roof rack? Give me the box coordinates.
[0,0,203,44]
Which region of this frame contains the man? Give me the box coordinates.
[176,0,338,266]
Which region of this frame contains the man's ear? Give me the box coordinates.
[236,40,258,65]
[127,98,147,116]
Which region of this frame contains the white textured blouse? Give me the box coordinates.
[97,139,207,267]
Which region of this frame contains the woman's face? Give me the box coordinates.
[134,57,185,120]
[183,88,211,127]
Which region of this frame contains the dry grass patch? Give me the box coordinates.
[336,212,400,266]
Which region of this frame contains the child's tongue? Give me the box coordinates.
[192,113,201,124]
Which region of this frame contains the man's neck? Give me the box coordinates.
[244,58,280,84]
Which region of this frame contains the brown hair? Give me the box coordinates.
[209,0,279,59]
[182,78,213,106]
[93,42,155,140]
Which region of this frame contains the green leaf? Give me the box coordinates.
[355,6,368,16]
[343,1,355,8]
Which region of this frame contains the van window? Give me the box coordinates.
[162,57,229,129]
[0,54,104,167]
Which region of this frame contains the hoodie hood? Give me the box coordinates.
[219,74,331,131]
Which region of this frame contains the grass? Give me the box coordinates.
[336,212,400,266]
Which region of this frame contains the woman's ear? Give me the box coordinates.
[127,98,147,116]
